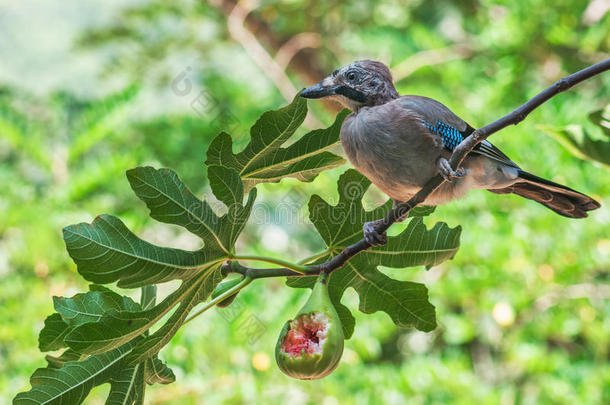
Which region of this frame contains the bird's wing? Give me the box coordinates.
[397,95,520,169]
[397,95,470,132]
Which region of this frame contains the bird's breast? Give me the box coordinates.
[339,107,443,201]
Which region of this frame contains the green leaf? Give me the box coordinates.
[288,170,461,336]
[105,362,146,405]
[63,214,213,287]
[64,267,221,356]
[45,349,83,369]
[206,94,347,192]
[126,166,255,255]
[207,165,244,207]
[54,288,141,327]
[105,356,175,404]
[144,356,176,385]
[140,285,157,310]
[39,313,71,352]
[56,163,253,386]
[14,340,140,405]
[37,283,174,402]
[64,167,255,288]
[539,124,610,167]
[124,268,220,365]
[39,287,142,352]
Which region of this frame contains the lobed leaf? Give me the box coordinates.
[206,94,348,192]
[24,285,175,404]
[126,166,255,255]
[64,167,255,288]
[64,267,220,355]
[105,362,146,405]
[39,286,141,352]
[14,340,140,405]
[288,170,461,336]
[124,267,222,365]
[63,214,215,287]
[54,287,140,326]
[38,314,71,352]
[53,163,252,402]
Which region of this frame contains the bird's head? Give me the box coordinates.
[300,60,399,111]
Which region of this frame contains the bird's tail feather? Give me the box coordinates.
[488,170,600,218]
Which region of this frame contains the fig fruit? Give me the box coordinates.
[275,272,344,380]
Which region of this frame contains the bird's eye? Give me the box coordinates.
[346,71,357,81]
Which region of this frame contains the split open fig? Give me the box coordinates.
[275,272,344,380]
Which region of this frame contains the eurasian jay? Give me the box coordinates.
[300,60,600,244]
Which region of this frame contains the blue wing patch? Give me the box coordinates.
[424,121,464,151]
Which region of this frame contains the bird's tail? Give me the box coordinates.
[488,170,600,218]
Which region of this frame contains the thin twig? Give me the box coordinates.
[226,58,610,279]
[275,33,322,70]
[209,0,323,128]
[391,44,473,81]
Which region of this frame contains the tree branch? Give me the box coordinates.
[275,32,322,70]
[206,0,328,85]
[224,58,610,279]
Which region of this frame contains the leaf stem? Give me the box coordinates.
[232,254,314,274]
[222,261,314,279]
[297,248,331,265]
[183,276,253,326]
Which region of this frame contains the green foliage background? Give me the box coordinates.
[1,0,609,403]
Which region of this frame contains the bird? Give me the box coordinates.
[300,60,600,245]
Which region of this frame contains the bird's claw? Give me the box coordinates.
[437,158,466,182]
[364,220,387,246]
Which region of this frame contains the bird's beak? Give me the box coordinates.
[300,83,339,99]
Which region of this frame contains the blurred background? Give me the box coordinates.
[1,0,609,403]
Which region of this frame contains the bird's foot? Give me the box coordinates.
[437,157,466,182]
[363,219,387,246]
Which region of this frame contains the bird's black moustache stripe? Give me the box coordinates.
[335,86,367,103]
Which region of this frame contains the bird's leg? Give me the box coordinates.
[363,219,386,246]
[437,157,466,182]
[364,199,410,246]
[364,199,416,246]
